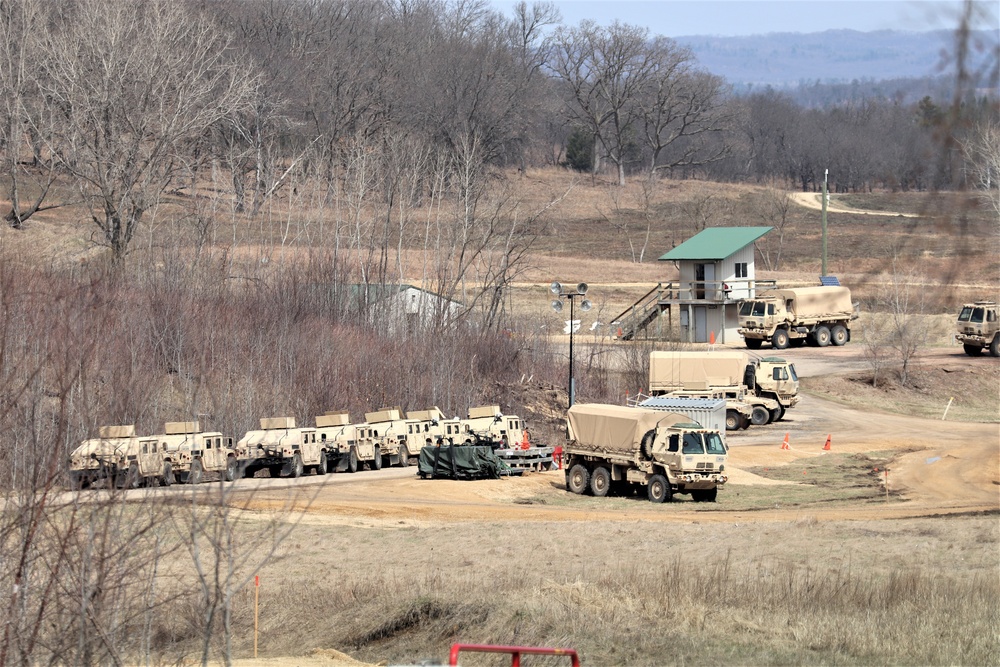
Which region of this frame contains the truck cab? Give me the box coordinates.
[956,302,999,357]
[753,357,799,413]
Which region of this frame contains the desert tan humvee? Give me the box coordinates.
[956,301,1000,357]
[236,417,323,478]
[69,425,171,490]
[155,421,237,484]
[315,412,379,472]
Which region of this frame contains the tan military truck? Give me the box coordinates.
[70,425,137,489]
[236,417,324,479]
[738,285,859,349]
[461,405,527,447]
[563,404,728,503]
[956,301,1000,357]
[649,351,799,427]
[403,407,448,463]
[155,421,238,484]
[365,407,408,467]
[315,412,380,472]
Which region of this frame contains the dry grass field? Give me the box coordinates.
[3,168,998,666]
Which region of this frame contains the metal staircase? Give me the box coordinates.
[611,284,667,340]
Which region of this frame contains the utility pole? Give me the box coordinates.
[821,168,829,276]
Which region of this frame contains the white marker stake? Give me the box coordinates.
[942,397,954,420]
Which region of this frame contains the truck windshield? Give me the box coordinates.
[958,306,973,322]
[971,308,984,323]
[739,301,753,316]
[681,433,704,454]
[788,364,798,381]
[705,433,726,454]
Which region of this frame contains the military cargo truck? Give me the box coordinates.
[69,425,137,489]
[315,412,379,472]
[649,351,799,426]
[403,407,447,462]
[156,421,238,484]
[738,285,858,349]
[563,404,728,503]
[956,301,1000,357]
[237,417,324,478]
[365,407,408,467]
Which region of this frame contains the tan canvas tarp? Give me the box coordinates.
[468,405,500,419]
[164,421,200,435]
[407,407,445,421]
[365,408,402,423]
[316,413,349,427]
[99,425,135,438]
[566,404,688,455]
[260,417,295,430]
[649,351,748,391]
[766,286,853,318]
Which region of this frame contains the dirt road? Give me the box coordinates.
[789,191,920,218]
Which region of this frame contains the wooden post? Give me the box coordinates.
[254,575,259,658]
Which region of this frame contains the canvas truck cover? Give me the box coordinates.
[407,407,445,421]
[649,351,749,391]
[260,417,295,430]
[365,408,402,423]
[417,444,508,480]
[164,421,201,435]
[99,425,135,438]
[468,405,501,419]
[566,404,694,455]
[767,286,853,318]
[316,412,350,427]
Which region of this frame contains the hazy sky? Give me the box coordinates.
[491,1,994,37]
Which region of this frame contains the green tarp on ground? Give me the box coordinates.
[417,444,514,480]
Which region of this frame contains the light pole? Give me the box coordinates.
[550,281,592,408]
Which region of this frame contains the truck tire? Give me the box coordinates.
[590,466,611,497]
[831,324,848,346]
[991,336,1000,358]
[161,462,173,487]
[750,406,770,426]
[770,405,785,422]
[725,410,741,431]
[224,457,238,482]
[647,474,671,503]
[745,338,763,349]
[127,463,141,489]
[398,446,409,467]
[692,487,718,502]
[567,464,589,494]
[814,326,831,347]
[188,459,203,485]
[347,447,358,473]
[640,430,655,459]
[771,329,789,350]
[316,452,327,475]
[291,453,304,478]
[372,446,382,470]
[963,343,982,356]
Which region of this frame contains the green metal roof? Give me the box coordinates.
[658,226,772,261]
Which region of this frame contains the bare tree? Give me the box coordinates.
[39,0,256,259]
[753,185,793,270]
[962,119,1000,217]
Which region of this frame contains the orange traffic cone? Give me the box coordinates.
[823,434,831,451]
[780,433,790,450]
[709,330,716,345]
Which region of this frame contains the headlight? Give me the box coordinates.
[719,464,725,472]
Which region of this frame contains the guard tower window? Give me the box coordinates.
[735,262,747,278]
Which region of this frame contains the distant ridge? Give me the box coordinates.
[675,28,999,89]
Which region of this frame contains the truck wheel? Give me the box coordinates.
[224,457,238,482]
[963,343,982,356]
[590,466,611,497]
[991,336,1000,358]
[831,325,848,346]
[161,462,173,487]
[347,447,358,473]
[725,410,741,431]
[814,326,831,347]
[316,452,327,475]
[745,338,763,350]
[188,459,203,485]
[692,488,718,502]
[291,454,303,478]
[771,330,789,350]
[770,406,784,423]
[750,406,770,426]
[640,429,655,459]
[398,446,409,467]
[647,474,671,503]
[372,447,382,470]
[567,464,590,494]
